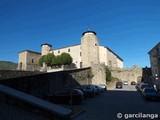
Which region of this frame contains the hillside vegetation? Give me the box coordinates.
[0,61,18,70]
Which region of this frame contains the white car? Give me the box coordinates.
[123,81,128,85]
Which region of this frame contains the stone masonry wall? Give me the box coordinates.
[91,63,106,85]
[0,70,42,80]
[0,68,92,119]
[0,68,91,98]
[110,66,142,83]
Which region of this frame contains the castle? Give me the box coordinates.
[18,30,123,71]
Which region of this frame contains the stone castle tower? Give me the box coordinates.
[81,30,99,68]
[41,43,52,56]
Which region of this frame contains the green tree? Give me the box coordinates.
[40,52,72,67]
[39,55,46,67]
[106,67,112,82]
[59,52,73,65]
[39,53,55,67]
[51,55,61,66]
[44,53,55,66]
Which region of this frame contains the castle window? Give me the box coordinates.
[58,50,60,54]
[80,52,82,56]
[95,43,97,46]
[109,60,112,66]
[68,48,70,52]
[32,59,34,63]
[80,62,82,68]
[19,62,22,70]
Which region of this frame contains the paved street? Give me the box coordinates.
[74,85,160,120]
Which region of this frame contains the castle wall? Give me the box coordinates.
[0,70,41,80]
[26,51,41,71]
[99,46,108,65]
[18,51,27,70]
[0,68,92,98]
[81,32,99,67]
[18,50,41,71]
[107,48,118,68]
[117,58,123,68]
[41,44,52,56]
[99,46,123,68]
[91,63,106,85]
[110,66,142,83]
[52,44,82,68]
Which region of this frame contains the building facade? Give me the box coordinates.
[148,42,160,79]
[18,50,41,71]
[18,30,123,71]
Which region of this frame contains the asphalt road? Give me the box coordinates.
[74,85,160,120]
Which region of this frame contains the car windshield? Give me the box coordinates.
[145,89,155,92]
[141,85,150,88]
[86,86,91,89]
[117,82,122,85]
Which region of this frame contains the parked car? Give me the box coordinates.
[131,81,136,85]
[46,89,84,105]
[83,85,95,97]
[76,84,97,98]
[116,82,123,89]
[142,87,159,101]
[123,81,128,85]
[89,84,100,95]
[98,84,107,91]
[75,85,88,99]
[139,83,151,92]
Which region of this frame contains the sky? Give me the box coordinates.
[0,0,160,68]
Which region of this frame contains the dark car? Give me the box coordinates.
[131,81,136,85]
[90,84,101,94]
[139,83,151,92]
[98,84,107,91]
[80,85,95,97]
[142,87,159,101]
[46,89,84,105]
[76,85,94,98]
[116,82,123,89]
[86,85,96,97]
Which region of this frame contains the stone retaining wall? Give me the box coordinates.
[0,68,91,98]
[0,68,92,120]
[0,70,42,80]
[110,66,142,83]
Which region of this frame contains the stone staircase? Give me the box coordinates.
[0,84,72,120]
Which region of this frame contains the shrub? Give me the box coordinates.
[106,67,112,82]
